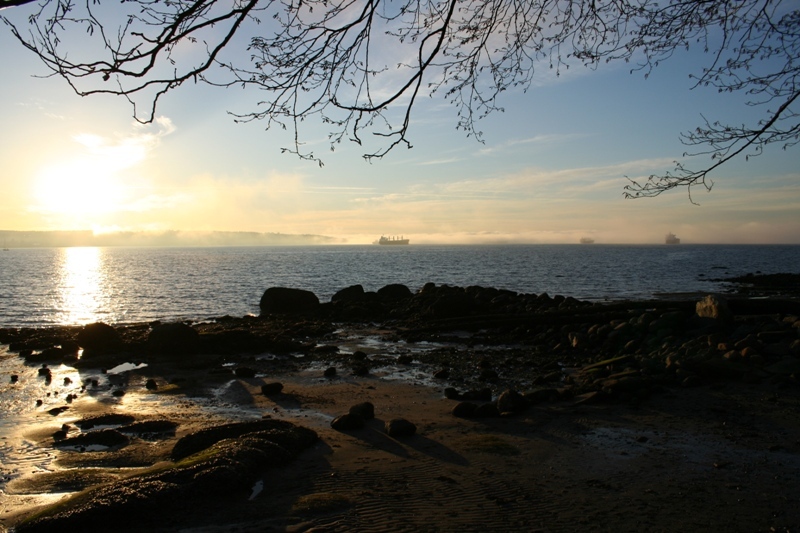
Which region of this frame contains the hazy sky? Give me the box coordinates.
[1,7,798,245]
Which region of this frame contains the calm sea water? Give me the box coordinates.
[0,244,797,327]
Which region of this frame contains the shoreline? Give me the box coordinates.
[1,280,800,531]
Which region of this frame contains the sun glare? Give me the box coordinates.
[57,246,106,325]
[33,158,127,217]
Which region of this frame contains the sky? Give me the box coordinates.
[0,5,798,245]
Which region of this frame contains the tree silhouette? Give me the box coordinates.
[2,0,797,198]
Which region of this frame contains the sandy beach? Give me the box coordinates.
[2,281,800,532]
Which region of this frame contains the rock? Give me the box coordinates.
[76,322,124,356]
[171,419,313,461]
[261,382,284,396]
[234,367,257,378]
[260,287,320,315]
[10,374,18,383]
[523,388,561,404]
[385,418,416,437]
[118,420,179,435]
[474,403,501,418]
[478,368,499,382]
[444,387,461,400]
[452,401,478,418]
[323,366,337,377]
[434,368,450,379]
[147,322,200,355]
[22,421,318,533]
[331,413,365,431]
[331,284,366,302]
[377,284,413,300]
[462,388,492,402]
[397,354,414,365]
[76,414,136,429]
[496,389,528,414]
[145,378,158,390]
[351,363,370,376]
[696,294,733,323]
[349,402,375,420]
[54,429,129,449]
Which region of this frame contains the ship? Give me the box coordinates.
[378,235,409,245]
[665,232,680,245]
[579,237,595,244]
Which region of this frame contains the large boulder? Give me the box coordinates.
[76,322,123,357]
[147,322,200,355]
[331,284,366,302]
[376,284,412,300]
[260,287,320,315]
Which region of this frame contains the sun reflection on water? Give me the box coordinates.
[57,247,107,324]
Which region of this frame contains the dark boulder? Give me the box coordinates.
[496,389,529,414]
[474,403,501,418]
[385,418,416,438]
[261,382,284,396]
[234,367,257,379]
[147,322,200,355]
[452,401,478,418]
[331,284,366,302]
[77,322,123,357]
[349,402,375,420]
[377,284,413,300]
[331,413,365,431]
[171,419,311,461]
[260,287,320,315]
[462,388,492,402]
[22,421,318,533]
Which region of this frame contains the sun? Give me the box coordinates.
[33,157,127,217]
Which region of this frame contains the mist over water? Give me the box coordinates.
[0,244,798,327]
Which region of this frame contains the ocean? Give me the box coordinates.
[0,244,798,327]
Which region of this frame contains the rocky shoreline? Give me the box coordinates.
[1,275,800,532]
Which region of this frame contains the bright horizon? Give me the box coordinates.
[1,8,798,245]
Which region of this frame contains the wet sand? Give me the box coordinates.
[3,363,800,532]
[2,280,800,532]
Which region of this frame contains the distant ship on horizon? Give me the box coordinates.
[665,232,681,245]
[378,235,409,245]
[579,237,595,244]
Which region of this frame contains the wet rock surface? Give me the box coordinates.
[2,278,800,531]
[16,421,318,533]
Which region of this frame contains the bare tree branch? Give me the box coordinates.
[2,0,798,196]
